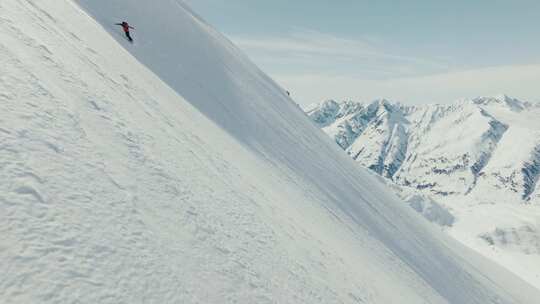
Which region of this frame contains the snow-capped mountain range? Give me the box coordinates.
[308,95,540,288]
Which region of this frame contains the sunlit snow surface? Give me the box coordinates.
[1,0,539,303]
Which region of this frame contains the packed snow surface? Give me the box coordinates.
[308,96,540,289]
[1,0,539,303]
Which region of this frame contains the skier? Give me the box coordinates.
[115,21,134,42]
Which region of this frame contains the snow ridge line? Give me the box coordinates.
[523,144,540,201]
[466,115,509,194]
[337,101,381,149]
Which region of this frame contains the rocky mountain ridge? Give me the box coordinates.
[307,95,540,203]
[308,95,540,288]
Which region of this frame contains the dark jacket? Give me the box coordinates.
[116,22,134,33]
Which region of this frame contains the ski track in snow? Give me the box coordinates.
[1,0,540,303]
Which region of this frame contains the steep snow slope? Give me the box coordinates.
[2,0,539,303]
[308,96,540,288]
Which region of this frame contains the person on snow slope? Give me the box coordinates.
[115,21,134,42]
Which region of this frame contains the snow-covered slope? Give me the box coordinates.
[308,96,540,288]
[2,0,539,303]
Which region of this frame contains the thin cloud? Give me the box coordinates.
[227,30,539,106]
[230,30,452,78]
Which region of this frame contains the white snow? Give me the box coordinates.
[309,96,540,290]
[1,0,539,303]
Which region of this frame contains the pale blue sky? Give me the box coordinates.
[183,0,540,105]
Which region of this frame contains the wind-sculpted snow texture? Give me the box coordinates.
[2,0,540,303]
[309,95,540,288]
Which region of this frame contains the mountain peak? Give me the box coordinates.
[321,99,340,111]
[471,95,528,112]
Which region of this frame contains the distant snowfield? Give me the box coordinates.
[1,0,539,303]
[308,96,540,289]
